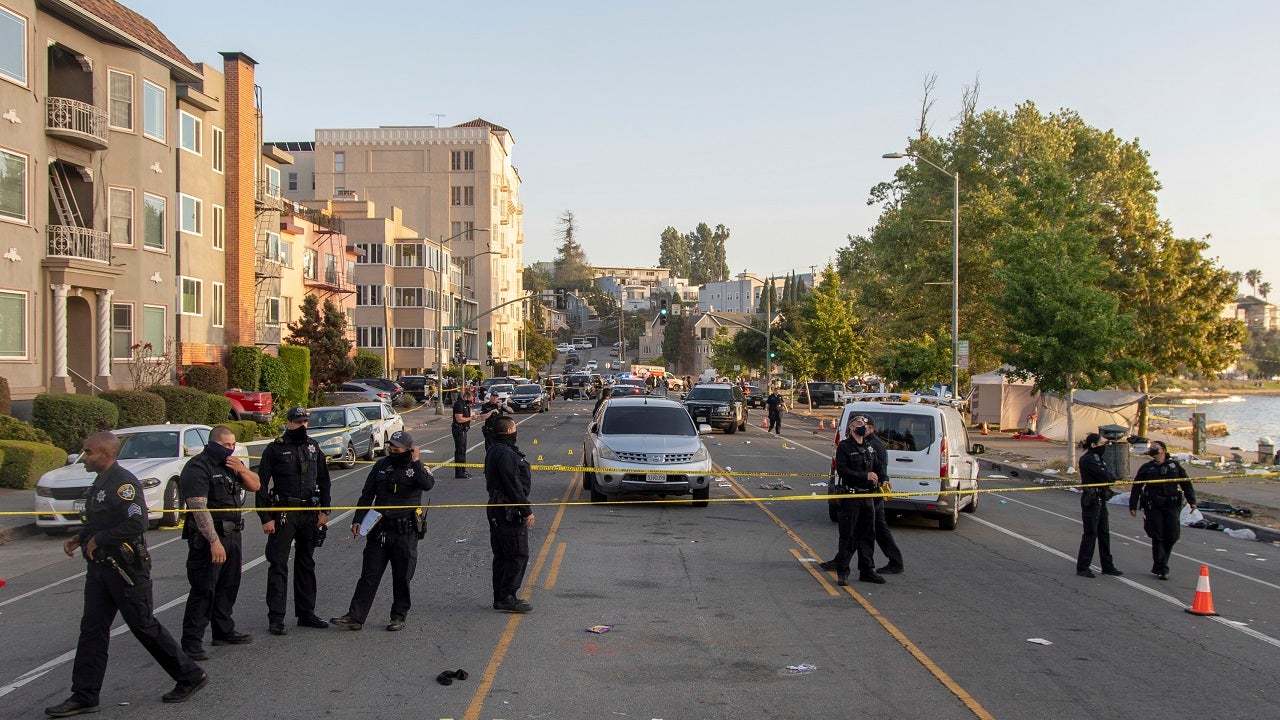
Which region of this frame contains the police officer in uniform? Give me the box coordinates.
[1076,432,1124,578]
[821,417,884,585]
[1129,440,1196,580]
[480,391,510,451]
[485,416,535,612]
[256,407,332,635]
[179,425,260,660]
[46,432,208,718]
[451,391,475,478]
[331,431,435,631]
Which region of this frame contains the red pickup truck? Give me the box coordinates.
[225,389,274,423]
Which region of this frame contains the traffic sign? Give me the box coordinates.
[442,325,463,331]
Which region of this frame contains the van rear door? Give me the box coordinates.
[872,409,943,508]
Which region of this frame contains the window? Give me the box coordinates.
[325,254,338,283]
[265,297,280,325]
[451,150,474,171]
[288,172,297,191]
[211,127,224,173]
[179,277,202,316]
[450,220,475,241]
[393,243,423,267]
[393,328,424,348]
[334,152,345,173]
[264,165,280,197]
[211,204,224,250]
[142,80,165,141]
[108,70,132,130]
[111,303,132,359]
[179,194,201,235]
[356,242,385,264]
[1,148,28,223]
[279,239,293,268]
[143,193,165,250]
[211,282,224,327]
[179,111,201,154]
[356,326,384,348]
[0,7,26,86]
[279,296,292,324]
[108,187,132,246]
[394,287,424,307]
[142,305,165,350]
[356,284,384,307]
[303,248,318,279]
[0,289,26,358]
[451,185,474,206]
[265,231,281,262]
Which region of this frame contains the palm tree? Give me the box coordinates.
[1245,269,1263,296]
[1260,281,1272,301]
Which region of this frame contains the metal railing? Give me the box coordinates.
[47,225,111,262]
[45,97,109,148]
[255,181,287,212]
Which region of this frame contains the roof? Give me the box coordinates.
[454,117,513,140]
[274,141,316,152]
[54,0,200,80]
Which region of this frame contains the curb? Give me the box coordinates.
[0,521,42,546]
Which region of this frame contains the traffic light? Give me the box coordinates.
[658,298,668,325]
[769,350,776,359]
[554,287,566,310]
[485,331,494,357]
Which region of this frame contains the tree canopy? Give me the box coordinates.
[286,295,355,389]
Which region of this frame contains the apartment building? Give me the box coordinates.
[279,120,526,373]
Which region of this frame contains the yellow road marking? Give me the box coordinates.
[544,541,568,590]
[789,548,839,596]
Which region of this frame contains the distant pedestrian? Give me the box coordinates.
[1129,440,1196,580]
[485,416,534,612]
[765,388,786,434]
[865,417,904,575]
[451,393,475,479]
[1075,432,1123,578]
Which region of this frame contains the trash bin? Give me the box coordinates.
[1099,424,1130,480]
[1259,437,1275,464]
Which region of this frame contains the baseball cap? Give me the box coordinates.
[287,406,310,422]
[387,430,414,448]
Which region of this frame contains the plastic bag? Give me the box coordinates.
[1180,506,1205,527]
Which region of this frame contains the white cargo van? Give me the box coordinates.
[827,394,984,530]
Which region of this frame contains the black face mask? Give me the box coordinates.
[285,426,309,443]
[498,432,517,445]
[1091,445,1106,455]
[853,426,867,437]
[388,451,413,466]
[204,442,234,465]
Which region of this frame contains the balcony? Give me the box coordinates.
[47,225,111,263]
[303,268,354,293]
[45,97,109,150]
[255,181,287,213]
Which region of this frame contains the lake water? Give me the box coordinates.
[1152,394,1280,449]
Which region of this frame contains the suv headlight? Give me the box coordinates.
[598,445,621,461]
[37,485,54,497]
[692,446,709,462]
[715,406,732,415]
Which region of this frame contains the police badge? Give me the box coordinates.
[117,484,136,501]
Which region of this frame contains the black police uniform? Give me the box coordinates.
[179,451,248,655]
[765,392,783,434]
[485,435,533,604]
[832,436,879,581]
[342,455,435,623]
[867,433,904,573]
[480,399,509,451]
[451,396,473,478]
[256,429,332,628]
[1076,447,1121,575]
[68,462,204,707]
[1130,457,1196,577]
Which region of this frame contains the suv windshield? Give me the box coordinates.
[512,385,541,396]
[687,387,733,402]
[602,406,696,436]
[118,431,179,459]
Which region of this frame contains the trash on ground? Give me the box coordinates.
[779,663,817,675]
[810,482,828,487]
[453,538,468,543]
[987,474,1009,479]
[759,482,793,490]
[999,500,1008,504]
[1223,528,1258,540]
[1198,500,1253,517]
[1108,492,1131,506]
[586,624,614,634]
[1026,638,1053,646]
[1041,468,1058,475]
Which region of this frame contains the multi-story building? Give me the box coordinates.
[1232,296,1279,333]
[698,274,764,314]
[278,120,525,373]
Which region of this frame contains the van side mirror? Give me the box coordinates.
[970,443,985,455]
[588,422,598,434]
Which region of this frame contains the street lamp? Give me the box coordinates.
[740,273,775,385]
[435,227,489,415]
[884,151,960,399]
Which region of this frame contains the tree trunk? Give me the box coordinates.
[1136,375,1151,438]
[1065,374,1077,471]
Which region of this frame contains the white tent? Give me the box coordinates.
[1034,390,1145,443]
[970,367,1037,429]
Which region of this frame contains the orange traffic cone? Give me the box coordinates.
[760,418,769,429]
[981,422,989,436]
[817,419,825,430]
[1185,565,1218,616]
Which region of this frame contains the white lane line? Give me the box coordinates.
[993,490,1280,593]
[968,514,1280,650]
[0,531,184,609]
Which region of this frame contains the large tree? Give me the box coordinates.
[657,226,691,279]
[685,222,730,285]
[552,210,593,289]
[287,295,355,389]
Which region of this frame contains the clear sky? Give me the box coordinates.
[125,0,1279,296]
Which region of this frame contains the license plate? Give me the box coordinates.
[696,416,707,423]
[645,473,666,483]
[73,499,86,513]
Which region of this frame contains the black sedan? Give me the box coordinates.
[508,384,549,413]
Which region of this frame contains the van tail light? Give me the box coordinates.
[939,434,949,478]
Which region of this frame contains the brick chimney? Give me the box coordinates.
[220,51,258,347]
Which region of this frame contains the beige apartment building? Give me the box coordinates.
[279,121,526,373]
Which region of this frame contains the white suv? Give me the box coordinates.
[826,394,984,530]
[582,397,714,506]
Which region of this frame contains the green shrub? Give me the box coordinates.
[100,390,166,428]
[256,416,284,439]
[224,420,259,442]
[229,345,263,391]
[260,354,289,403]
[0,415,53,444]
[32,394,119,453]
[0,446,5,469]
[0,439,71,489]
[0,376,10,416]
[353,350,384,379]
[204,394,233,425]
[146,386,211,424]
[278,345,310,409]
[184,365,228,394]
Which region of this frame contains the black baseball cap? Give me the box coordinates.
[387,431,414,448]
[287,406,310,422]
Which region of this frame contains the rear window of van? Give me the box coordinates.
[845,412,936,452]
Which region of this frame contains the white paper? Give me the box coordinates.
[357,509,382,537]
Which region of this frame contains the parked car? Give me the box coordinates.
[826,394,984,529]
[742,383,765,408]
[352,378,404,400]
[682,382,748,433]
[225,389,274,422]
[581,397,714,506]
[34,425,248,532]
[556,343,574,353]
[586,359,598,370]
[508,383,549,413]
[326,382,393,404]
[305,405,377,468]
[796,381,850,408]
[575,340,592,349]
[348,402,405,455]
[562,373,600,400]
[608,384,647,398]
[489,383,516,402]
[398,375,460,404]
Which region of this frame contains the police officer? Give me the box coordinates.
[485,416,534,612]
[480,391,510,451]
[765,387,786,435]
[179,425,260,660]
[451,391,475,478]
[46,432,208,718]
[1076,432,1124,578]
[1129,440,1196,580]
[821,416,884,585]
[256,407,332,635]
[331,431,435,631]
[864,417,904,575]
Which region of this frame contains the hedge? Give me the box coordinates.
[0,439,70,489]
[229,345,263,392]
[0,415,53,444]
[260,354,289,403]
[204,394,234,425]
[0,376,10,416]
[146,385,212,424]
[224,420,259,442]
[100,390,166,428]
[32,394,119,453]
[278,344,310,410]
[353,350,384,379]
[185,365,228,394]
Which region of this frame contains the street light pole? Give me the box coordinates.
[435,227,489,415]
[884,152,960,398]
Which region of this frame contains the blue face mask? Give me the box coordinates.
[205,441,234,465]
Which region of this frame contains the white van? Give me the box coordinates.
[827,394,984,530]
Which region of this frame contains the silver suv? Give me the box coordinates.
[582,397,714,506]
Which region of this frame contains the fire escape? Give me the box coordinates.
[251,86,282,348]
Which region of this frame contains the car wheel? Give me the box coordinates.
[938,507,959,531]
[160,478,182,527]
[582,460,595,490]
[589,484,608,503]
[691,487,709,508]
[738,413,747,431]
[364,437,378,460]
[962,487,978,513]
[341,443,357,469]
[724,421,737,435]
[828,500,839,523]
